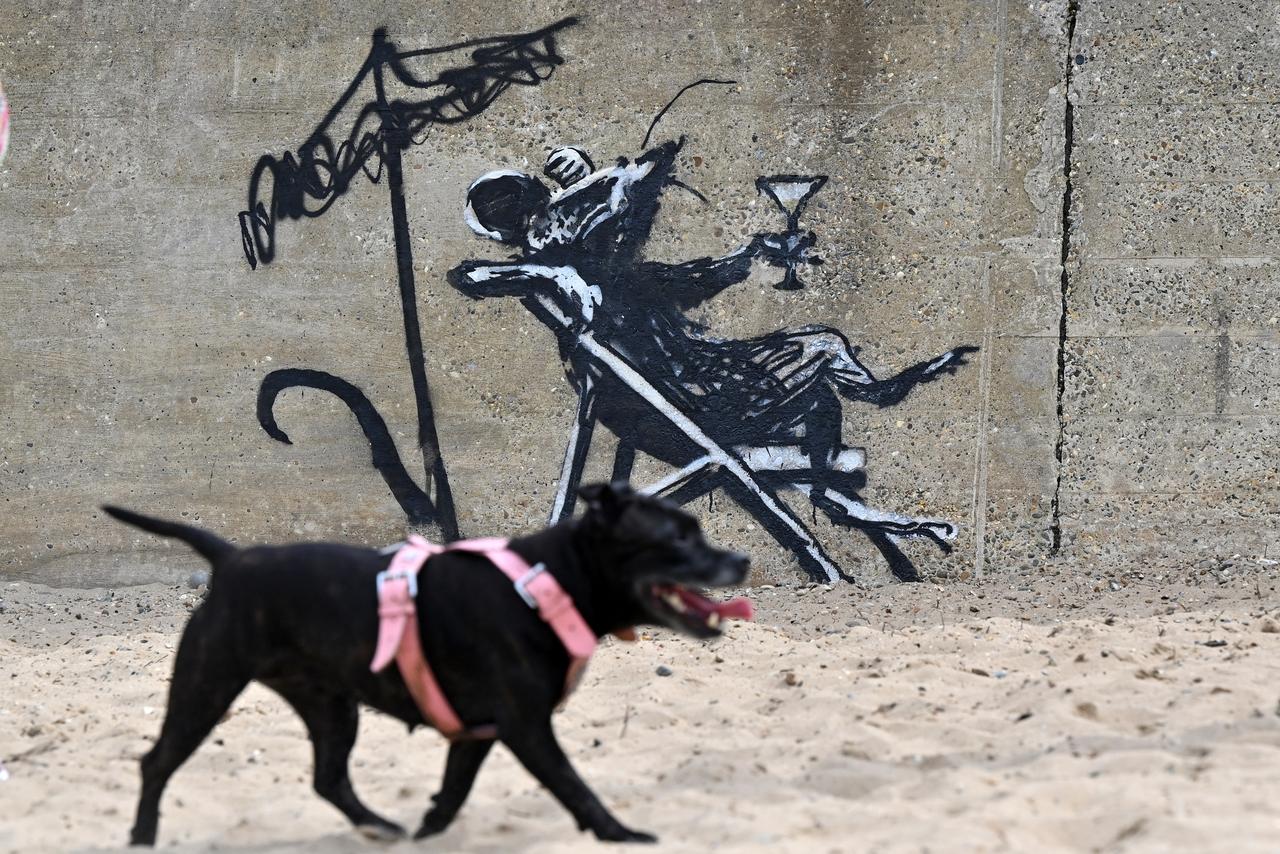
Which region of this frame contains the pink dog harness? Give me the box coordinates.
[370,535,599,741]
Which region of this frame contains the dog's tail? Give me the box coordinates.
[102,506,236,565]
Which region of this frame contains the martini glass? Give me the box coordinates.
[755,174,828,290]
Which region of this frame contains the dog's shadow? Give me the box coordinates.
[77,825,531,854]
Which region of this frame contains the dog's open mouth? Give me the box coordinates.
[648,583,753,635]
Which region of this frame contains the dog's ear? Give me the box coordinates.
[578,482,632,519]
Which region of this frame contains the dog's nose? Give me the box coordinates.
[730,552,750,576]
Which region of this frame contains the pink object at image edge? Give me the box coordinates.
[0,84,9,164]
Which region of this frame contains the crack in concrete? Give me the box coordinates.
[1050,0,1081,555]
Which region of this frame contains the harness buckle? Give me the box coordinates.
[513,562,547,609]
[376,567,419,598]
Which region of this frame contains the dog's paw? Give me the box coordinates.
[356,820,406,843]
[412,812,451,840]
[128,824,160,847]
[594,825,658,844]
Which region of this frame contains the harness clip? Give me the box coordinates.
[513,562,547,609]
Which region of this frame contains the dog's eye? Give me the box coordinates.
[657,522,693,546]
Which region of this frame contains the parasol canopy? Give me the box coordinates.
[238,17,578,269]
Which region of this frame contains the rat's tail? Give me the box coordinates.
[102,506,236,565]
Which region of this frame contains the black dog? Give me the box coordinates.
[105,483,749,846]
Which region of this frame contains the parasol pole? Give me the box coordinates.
[371,30,458,540]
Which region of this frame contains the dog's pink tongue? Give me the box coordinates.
[713,597,753,621]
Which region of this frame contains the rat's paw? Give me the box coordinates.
[929,345,979,375]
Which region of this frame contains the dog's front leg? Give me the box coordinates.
[413,738,495,839]
[502,717,656,844]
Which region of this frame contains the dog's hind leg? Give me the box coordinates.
[266,680,406,841]
[501,716,656,843]
[413,738,495,839]
[130,610,249,846]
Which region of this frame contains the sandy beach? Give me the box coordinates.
[4,573,1280,853]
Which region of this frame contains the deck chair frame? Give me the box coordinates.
[532,293,846,582]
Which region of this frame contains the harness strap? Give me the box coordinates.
[369,536,469,736]
[449,537,598,700]
[369,534,598,741]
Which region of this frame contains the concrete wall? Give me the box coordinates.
[1063,1,1280,573]
[0,1,1273,587]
